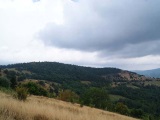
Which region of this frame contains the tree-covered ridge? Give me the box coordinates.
[0,62,149,94]
[0,62,146,82]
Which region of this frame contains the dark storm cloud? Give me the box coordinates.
[39,0,160,58]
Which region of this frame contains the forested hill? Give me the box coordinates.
[0,62,146,83]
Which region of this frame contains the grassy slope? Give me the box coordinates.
[0,92,137,120]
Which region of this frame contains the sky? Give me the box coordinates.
[0,0,160,70]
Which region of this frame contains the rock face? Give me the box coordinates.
[102,70,148,81]
[118,71,146,81]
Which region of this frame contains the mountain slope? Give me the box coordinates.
[135,68,160,78]
[0,91,137,120]
[0,62,149,93]
[0,62,147,82]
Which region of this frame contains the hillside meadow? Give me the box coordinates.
[0,91,137,120]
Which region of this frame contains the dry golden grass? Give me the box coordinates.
[0,92,138,120]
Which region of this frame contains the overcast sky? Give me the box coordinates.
[0,0,160,70]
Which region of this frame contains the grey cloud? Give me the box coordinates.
[99,40,160,58]
[38,0,160,58]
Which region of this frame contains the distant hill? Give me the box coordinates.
[0,62,152,94]
[0,62,121,82]
[0,62,147,82]
[134,68,160,78]
[0,62,151,95]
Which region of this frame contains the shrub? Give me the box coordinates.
[0,77,10,88]
[115,102,129,115]
[58,90,79,103]
[16,87,28,101]
[38,81,45,86]
[23,82,48,96]
[10,76,17,89]
[81,88,109,109]
[130,109,144,118]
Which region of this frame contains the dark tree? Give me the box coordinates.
[3,69,8,74]
[130,109,144,118]
[10,76,17,89]
[0,68,1,76]
[115,102,129,115]
[0,77,10,88]
[82,88,109,109]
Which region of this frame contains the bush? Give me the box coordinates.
[16,87,28,101]
[130,109,144,118]
[81,88,109,109]
[38,81,45,86]
[10,76,17,89]
[115,102,129,115]
[58,90,79,103]
[0,87,15,95]
[0,77,10,88]
[23,82,48,96]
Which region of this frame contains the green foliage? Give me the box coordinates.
[0,86,16,95]
[110,85,160,118]
[130,109,144,118]
[6,70,16,79]
[0,68,1,76]
[0,77,10,88]
[23,82,48,96]
[16,87,28,101]
[58,90,79,103]
[17,75,26,81]
[10,76,17,89]
[38,81,45,86]
[0,62,114,88]
[3,69,8,74]
[81,88,109,109]
[115,102,129,115]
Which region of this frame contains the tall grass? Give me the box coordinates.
[0,91,138,120]
[0,87,16,95]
